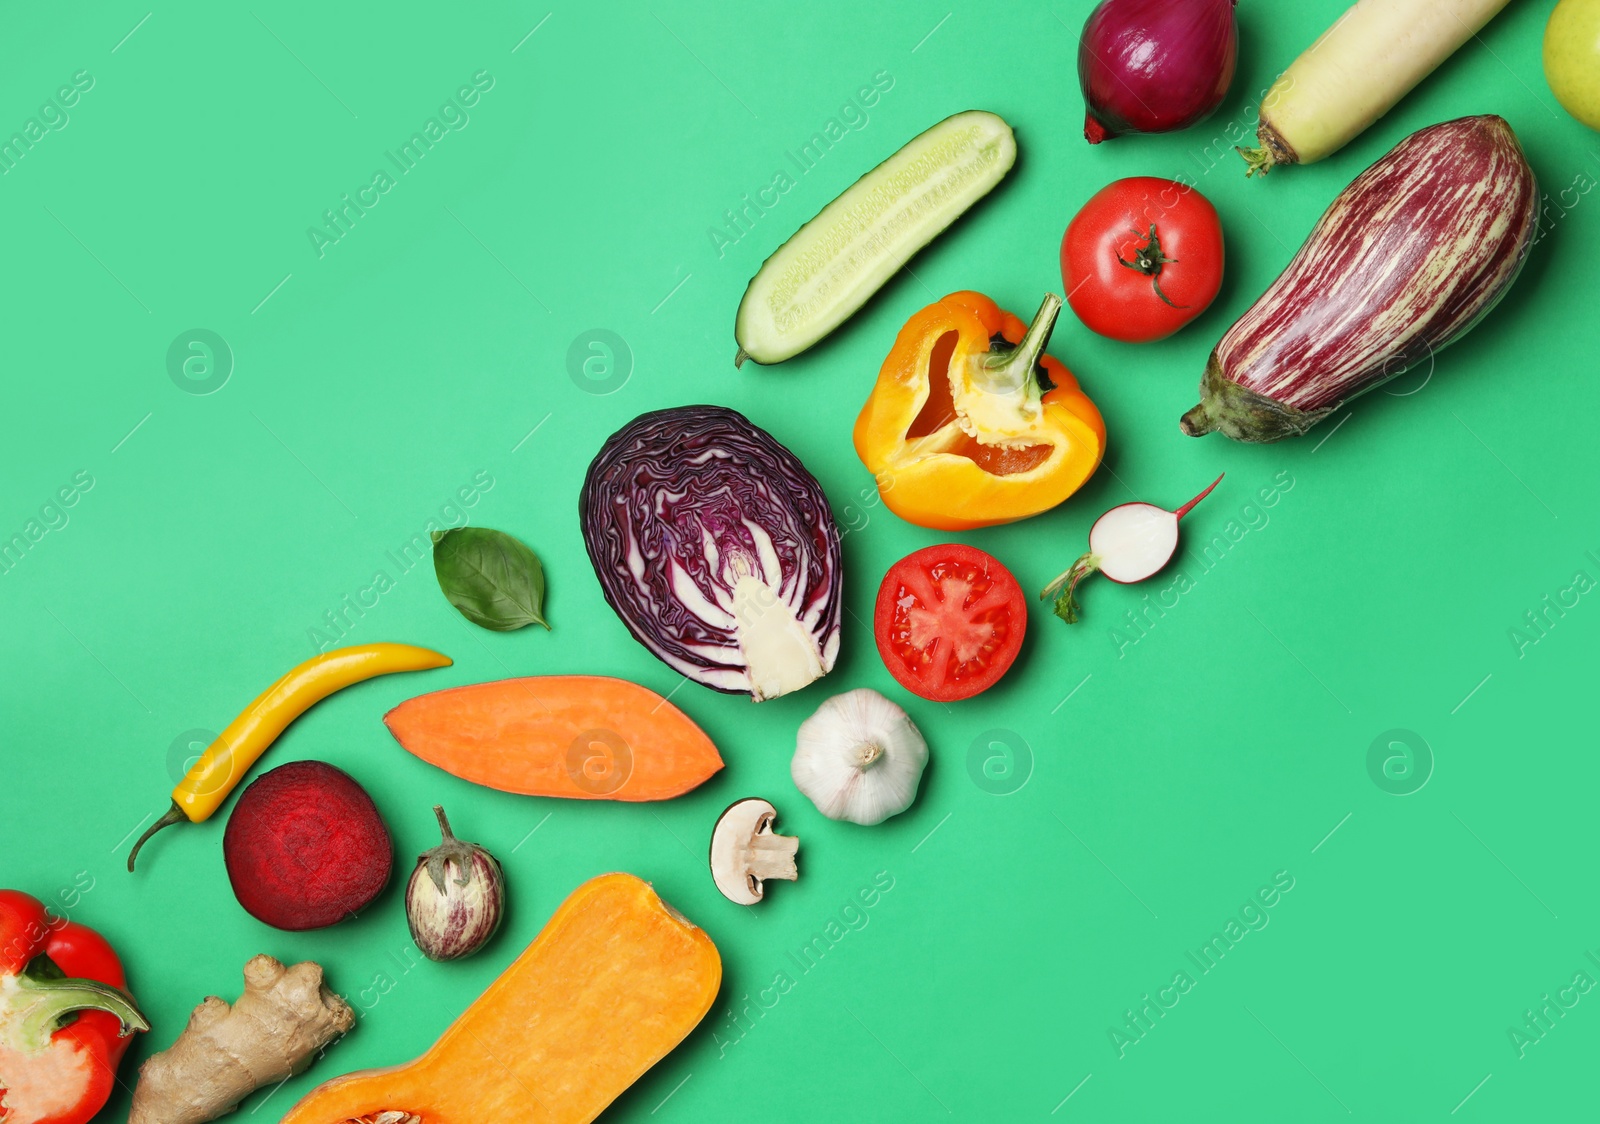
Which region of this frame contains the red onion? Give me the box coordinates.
[1079,0,1238,143]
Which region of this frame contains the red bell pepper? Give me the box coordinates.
[0,890,147,1124]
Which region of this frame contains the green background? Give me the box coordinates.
[4,0,1597,1119]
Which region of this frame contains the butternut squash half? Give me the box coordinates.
[279,873,721,1124]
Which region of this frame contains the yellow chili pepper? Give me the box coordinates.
[854,290,1105,530]
[126,643,451,871]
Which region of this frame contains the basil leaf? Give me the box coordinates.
[432,527,550,631]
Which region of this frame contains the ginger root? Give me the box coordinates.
[129,954,354,1124]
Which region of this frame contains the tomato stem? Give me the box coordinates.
[1115,225,1189,310]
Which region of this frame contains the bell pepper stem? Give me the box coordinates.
[9,969,149,1052]
[126,803,187,873]
[977,294,1062,398]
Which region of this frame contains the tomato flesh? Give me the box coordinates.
[874,543,1026,702]
[1061,176,1224,343]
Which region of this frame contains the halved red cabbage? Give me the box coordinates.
[580,405,842,701]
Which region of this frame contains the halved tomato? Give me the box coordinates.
[873,543,1027,702]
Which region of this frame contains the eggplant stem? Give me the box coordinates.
[1174,474,1225,521]
[433,804,455,842]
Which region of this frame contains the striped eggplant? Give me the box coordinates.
[1181,115,1538,443]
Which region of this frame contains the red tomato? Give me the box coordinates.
[873,543,1027,702]
[1061,176,1224,343]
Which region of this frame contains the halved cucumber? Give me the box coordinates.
[734,110,1017,367]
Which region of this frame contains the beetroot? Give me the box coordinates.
[223,760,393,931]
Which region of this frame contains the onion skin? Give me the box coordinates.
[1079,0,1238,143]
[1181,116,1538,443]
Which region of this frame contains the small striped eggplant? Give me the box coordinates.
[1181,115,1538,443]
[405,805,505,961]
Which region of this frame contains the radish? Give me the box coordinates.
[1041,475,1222,623]
[1238,0,1514,176]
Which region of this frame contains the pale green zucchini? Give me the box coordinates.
[734,110,1016,366]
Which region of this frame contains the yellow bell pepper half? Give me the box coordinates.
[853,291,1105,531]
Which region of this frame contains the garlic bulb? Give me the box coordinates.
[405,805,505,961]
[791,689,927,825]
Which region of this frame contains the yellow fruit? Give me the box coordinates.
[1545,0,1600,131]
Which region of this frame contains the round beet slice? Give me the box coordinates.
[224,760,393,931]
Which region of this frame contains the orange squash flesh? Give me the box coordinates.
[384,675,724,801]
[279,873,721,1124]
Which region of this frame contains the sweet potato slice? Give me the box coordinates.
[279,873,721,1124]
[384,675,723,801]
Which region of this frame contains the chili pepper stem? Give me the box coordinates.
[1040,553,1100,624]
[9,969,149,1050]
[126,803,187,873]
[977,293,1063,398]
[1174,473,1225,521]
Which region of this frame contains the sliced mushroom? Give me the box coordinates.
[709,798,799,905]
